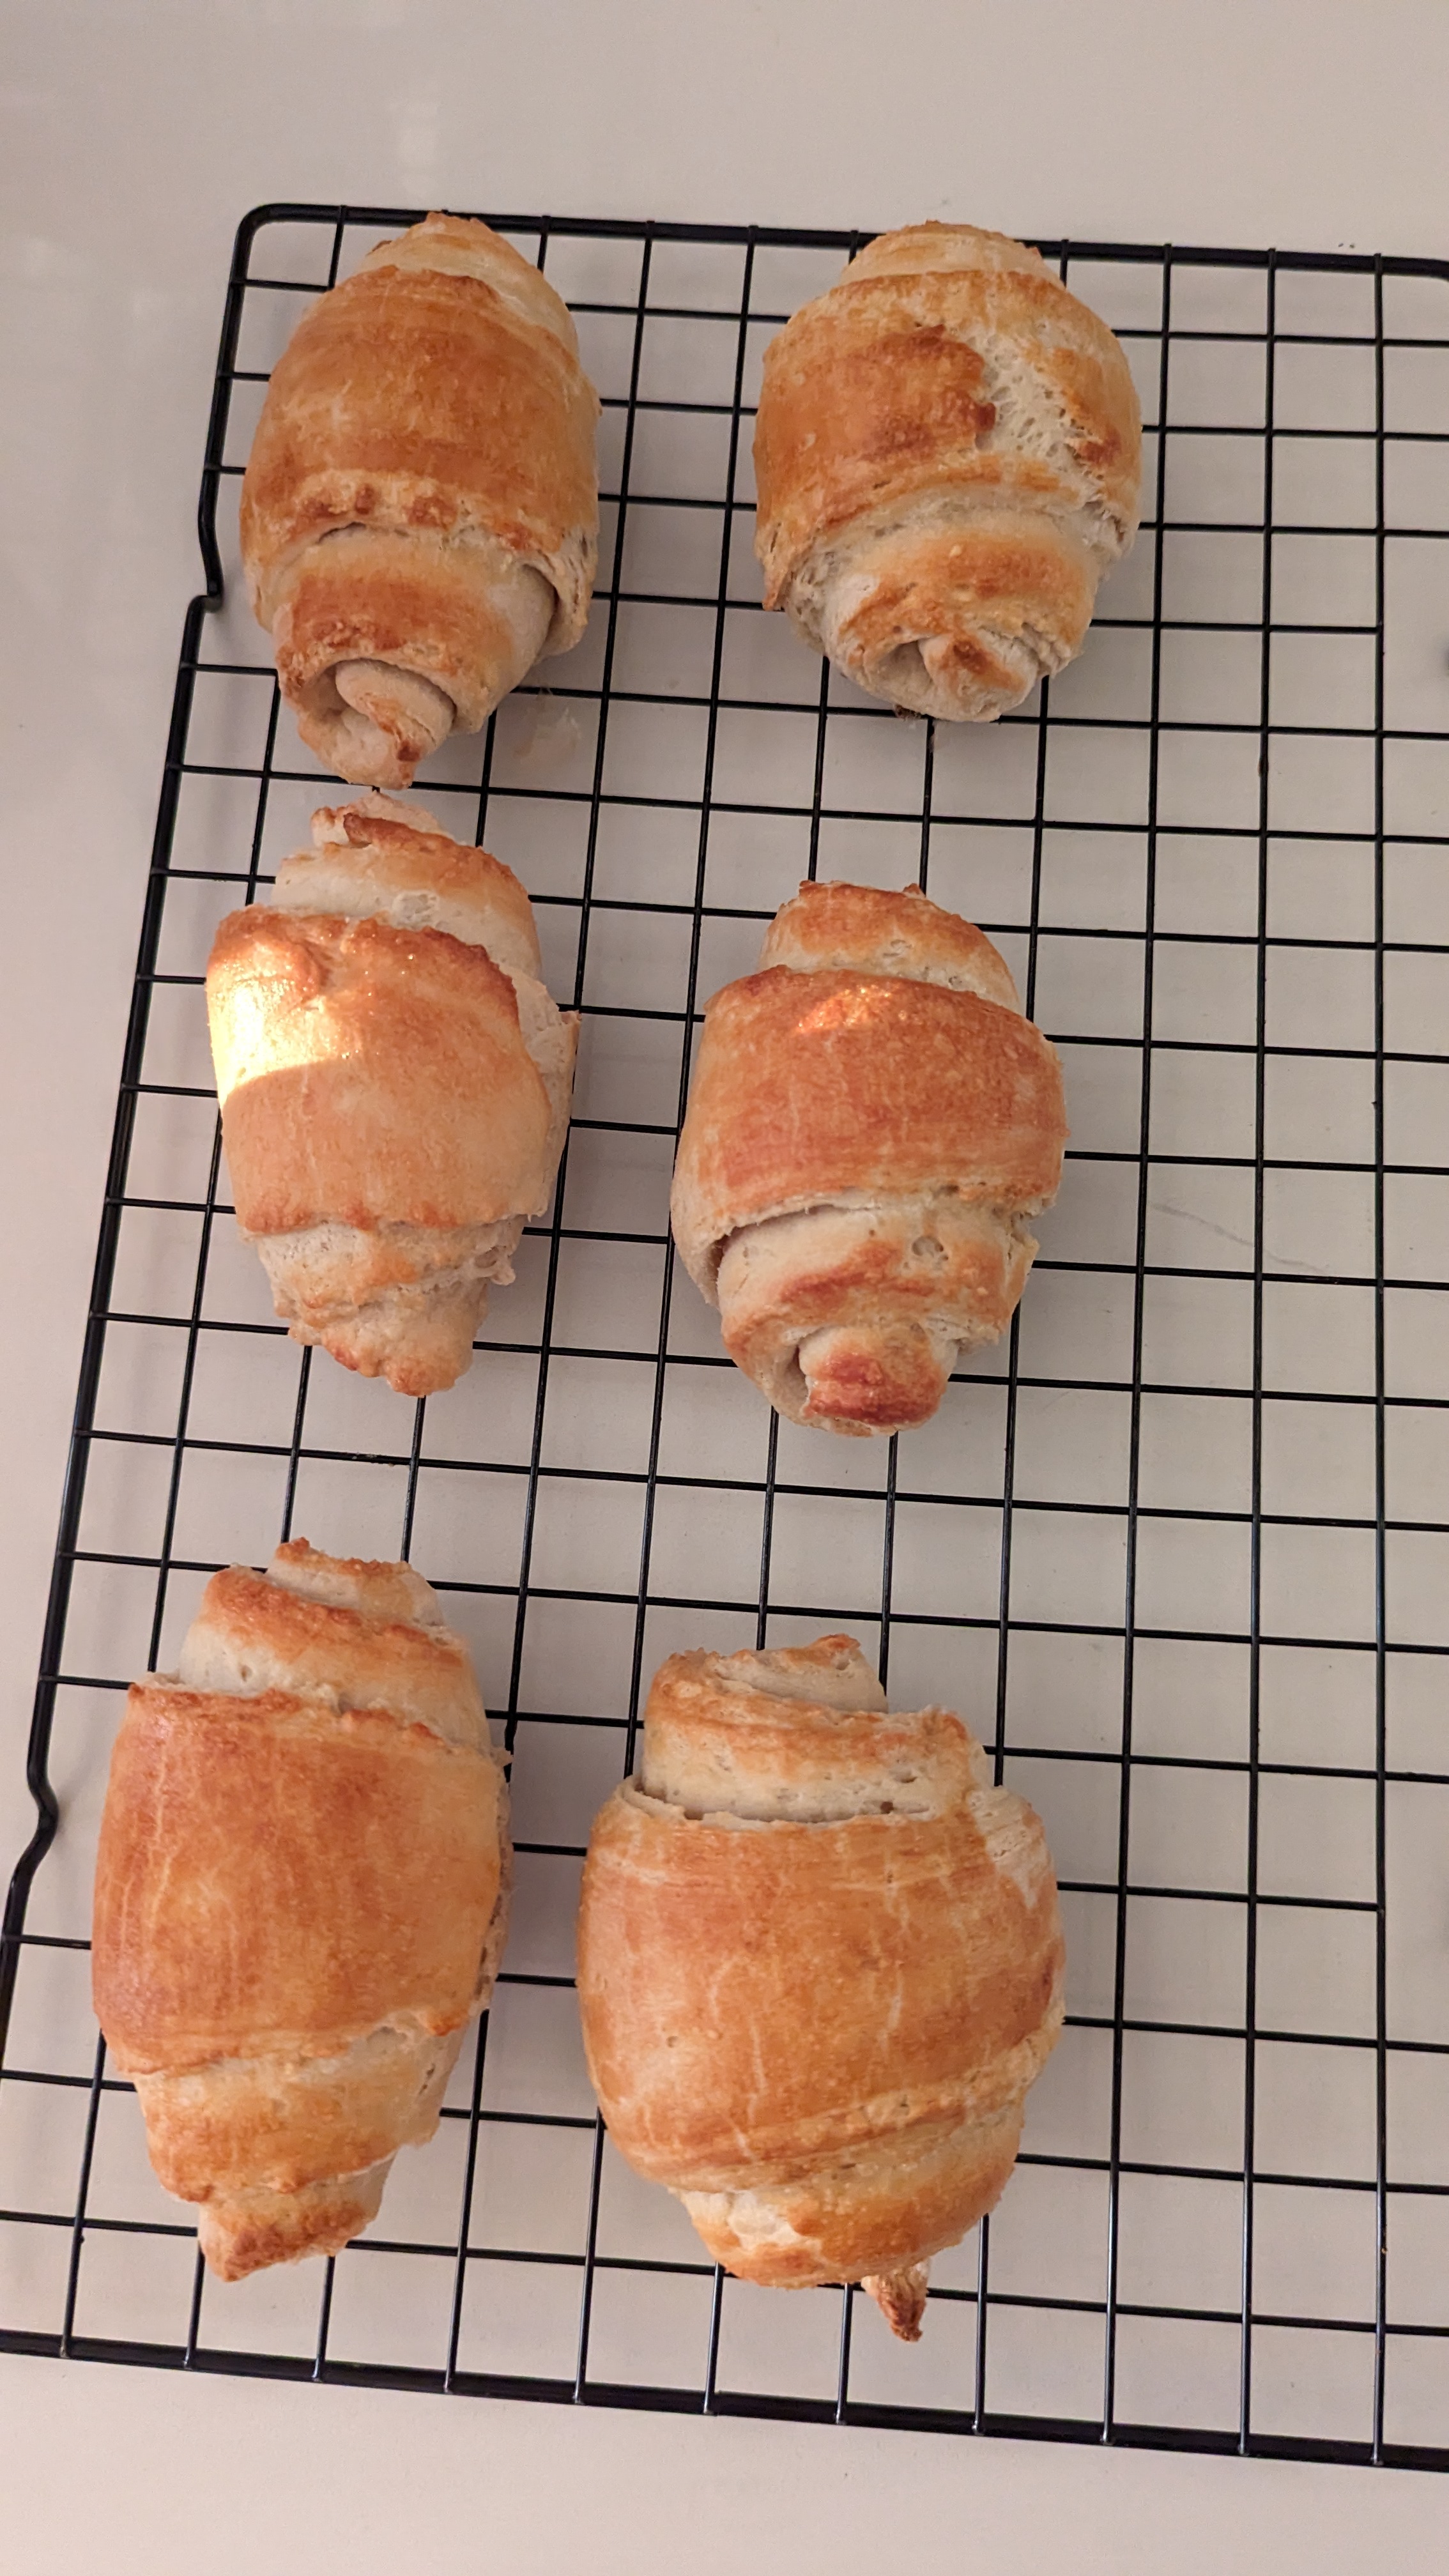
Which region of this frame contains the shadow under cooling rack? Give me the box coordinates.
[4,203,1449,2472]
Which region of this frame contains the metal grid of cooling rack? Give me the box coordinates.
[3,203,1449,2469]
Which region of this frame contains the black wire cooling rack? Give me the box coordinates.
[3,204,1449,2471]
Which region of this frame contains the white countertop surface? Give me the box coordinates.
[3,2,1447,2561]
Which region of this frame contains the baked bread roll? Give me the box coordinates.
[91,1541,509,2281]
[670,879,1066,1435]
[577,1636,1062,2340]
[753,222,1141,721]
[206,792,577,1397]
[240,210,599,786]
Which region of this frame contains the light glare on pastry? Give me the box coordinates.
[206,793,576,1396]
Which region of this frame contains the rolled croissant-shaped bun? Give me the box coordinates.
[206,792,577,1397]
[577,1635,1063,2340]
[240,211,600,786]
[754,222,1141,721]
[671,879,1066,1436]
[92,1541,510,2281]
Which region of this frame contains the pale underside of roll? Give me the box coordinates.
[753,222,1142,722]
[205,792,577,1397]
[670,878,1067,1435]
[91,1541,510,2280]
[240,211,601,787]
[577,1635,1064,2338]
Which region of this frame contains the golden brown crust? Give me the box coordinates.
[758,284,999,586]
[291,795,542,975]
[267,1535,450,1624]
[681,2112,1025,2295]
[93,1681,502,2069]
[756,259,1140,591]
[240,212,599,783]
[753,222,1140,721]
[816,512,1098,722]
[860,2264,930,2341]
[180,1559,487,1746]
[91,1545,509,2280]
[581,1793,1057,2182]
[270,529,549,756]
[576,1639,1063,2332]
[671,968,1064,1273]
[846,222,1048,285]
[760,879,1022,1006]
[241,241,597,630]
[208,905,552,1236]
[359,211,581,356]
[714,1201,1036,1433]
[640,1637,980,1821]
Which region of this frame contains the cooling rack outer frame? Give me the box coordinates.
[3,201,1448,2472]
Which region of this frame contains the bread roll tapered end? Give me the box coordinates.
[197,2167,391,2285]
